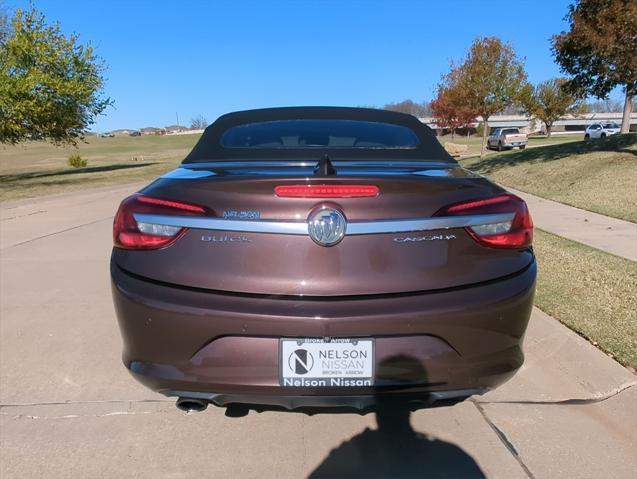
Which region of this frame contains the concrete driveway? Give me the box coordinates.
[1,185,635,478]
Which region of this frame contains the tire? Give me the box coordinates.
[585,134,590,139]
[601,133,606,138]
[497,142,503,152]
[519,145,526,150]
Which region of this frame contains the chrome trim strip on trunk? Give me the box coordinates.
[133,212,515,236]
[345,213,514,234]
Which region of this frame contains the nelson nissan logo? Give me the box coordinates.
[288,349,314,375]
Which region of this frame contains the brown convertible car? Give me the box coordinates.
[111,107,535,414]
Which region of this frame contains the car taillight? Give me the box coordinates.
[274,184,379,198]
[435,194,533,248]
[113,194,207,250]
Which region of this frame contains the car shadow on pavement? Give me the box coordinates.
[307,355,485,479]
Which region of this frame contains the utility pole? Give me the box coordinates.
[176,112,181,131]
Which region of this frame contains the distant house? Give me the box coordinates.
[111,129,134,136]
[140,127,166,136]
[164,124,188,134]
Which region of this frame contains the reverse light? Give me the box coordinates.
[275,184,379,198]
[113,194,207,250]
[435,194,533,248]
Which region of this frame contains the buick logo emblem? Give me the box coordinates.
[307,206,346,246]
[288,349,314,375]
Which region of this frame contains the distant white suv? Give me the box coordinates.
[584,122,620,139]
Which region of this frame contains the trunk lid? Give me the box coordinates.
[112,161,533,296]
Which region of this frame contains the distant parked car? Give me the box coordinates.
[584,122,620,139]
[129,131,141,137]
[100,132,115,138]
[487,128,528,151]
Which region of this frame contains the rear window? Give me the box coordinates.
[603,123,619,129]
[220,120,420,149]
[502,128,520,135]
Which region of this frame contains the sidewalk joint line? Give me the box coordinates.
[0,398,172,408]
[2,410,164,420]
[475,381,637,407]
[472,399,535,479]
[4,216,114,249]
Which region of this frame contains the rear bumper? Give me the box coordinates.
[111,259,536,408]
[164,388,485,411]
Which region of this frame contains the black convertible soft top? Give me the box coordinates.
[182,106,455,163]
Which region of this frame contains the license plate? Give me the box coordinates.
[279,338,374,387]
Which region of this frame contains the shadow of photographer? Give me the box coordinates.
[308,355,485,479]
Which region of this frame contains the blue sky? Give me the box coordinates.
[10,0,610,131]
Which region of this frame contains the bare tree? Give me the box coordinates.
[383,100,431,117]
[190,115,208,130]
[584,99,624,113]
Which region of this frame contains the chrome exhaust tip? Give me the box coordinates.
[176,397,208,413]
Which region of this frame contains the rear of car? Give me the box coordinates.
[111,107,536,412]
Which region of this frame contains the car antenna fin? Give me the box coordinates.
[314,154,337,177]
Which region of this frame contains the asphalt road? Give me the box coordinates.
[1,184,636,479]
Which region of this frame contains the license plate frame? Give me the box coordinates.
[279,338,375,387]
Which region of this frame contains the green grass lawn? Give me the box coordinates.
[534,229,637,368]
[460,134,637,222]
[0,134,200,201]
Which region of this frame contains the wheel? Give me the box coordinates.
[519,145,526,150]
[585,134,590,139]
[497,142,503,152]
[601,133,606,138]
